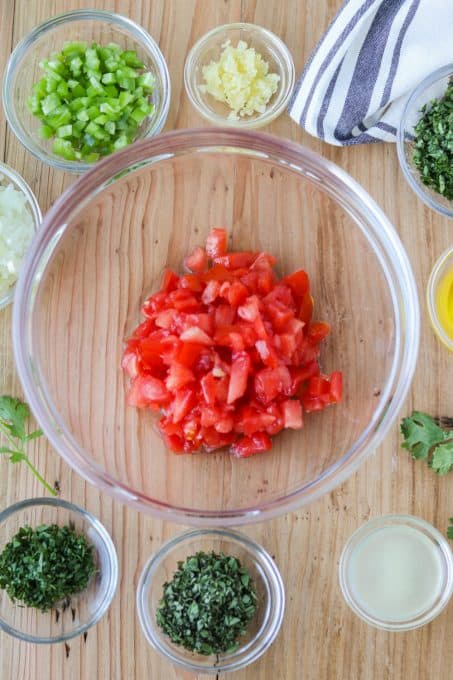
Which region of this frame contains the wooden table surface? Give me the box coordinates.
[0,1,451,678]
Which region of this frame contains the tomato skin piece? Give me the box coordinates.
[254,365,292,403]
[283,269,310,298]
[184,246,208,273]
[202,264,235,283]
[227,352,251,404]
[175,342,205,368]
[206,228,228,258]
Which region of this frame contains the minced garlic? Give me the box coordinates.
[0,177,35,298]
[199,40,280,120]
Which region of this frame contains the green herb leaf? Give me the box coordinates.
[431,441,453,475]
[0,395,56,495]
[0,524,96,611]
[400,411,446,459]
[156,551,258,655]
[447,518,453,540]
[412,81,453,200]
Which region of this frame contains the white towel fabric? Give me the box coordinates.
[288,0,453,145]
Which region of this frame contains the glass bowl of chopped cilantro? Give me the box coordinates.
[0,497,118,643]
[184,23,295,128]
[397,64,453,218]
[2,9,170,173]
[0,162,41,310]
[136,528,284,673]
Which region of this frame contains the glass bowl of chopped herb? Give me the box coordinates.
[397,63,453,218]
[0,497,118,643]
[184,23,295,129]
[136,528,285,673]
[2,9,170,174]
[0,162,41,310]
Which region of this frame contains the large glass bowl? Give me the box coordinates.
[2,9,171,174]
[13,129,419,525]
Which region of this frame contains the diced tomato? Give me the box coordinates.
[283,269,310,297]
[329,371,343,403]
[254,365,292,403]
[307,321,330,343]
[165,363,195,391]
[123,227,342,456]
[281,400,303,429]
[127,375,170,407]
[184,246,208,273]
[171,387,197,423]
[227,352,251,404]
[180,327,213,345]
[231,432,272,458]
[179,273,203,292]
[161,268,179,292]
[214,252,257,269]
[206,228,228,258]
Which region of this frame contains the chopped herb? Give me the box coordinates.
[0,395,56,495]
[0,524,96,611]
[447,518,453,540]
[400,410,453,474]
[412,81,453,200]
[156,550,258,655]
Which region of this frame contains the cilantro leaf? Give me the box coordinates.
[0,395,56,496]
[400,411,446,459]
[431,441,453,476]
[447,518,453,540]
[0,396,29,440]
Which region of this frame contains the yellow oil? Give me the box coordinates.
[436,268,453,341]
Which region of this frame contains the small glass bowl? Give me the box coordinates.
[427,245,453,351]
[0,497,118,643]
[136,528,285,674]
[0,161,41,310]
[2,9,171,174]
[339,515,453,631]
[397,63,453,218]
[184,23,295,128]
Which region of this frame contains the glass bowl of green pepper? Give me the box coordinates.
[136,528,285,674]
[2,9,170,174]
[397,63,453,219]
[0,497,118,643]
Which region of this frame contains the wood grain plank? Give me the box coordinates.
[0,2,452,680]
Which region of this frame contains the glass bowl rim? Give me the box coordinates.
[338,513,453,631]
[426,244,453,351]
[0,160,42,310]
[183,22,295,129]
[396,62,453,219]
[2,8,171,174]
[12,127,420,526]
[136,527,285,673]
[0,496,119,643]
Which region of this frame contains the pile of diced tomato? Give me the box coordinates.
[122,228,342,457]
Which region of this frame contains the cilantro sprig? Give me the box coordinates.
[0,395,56,495]
[401,411,453,475]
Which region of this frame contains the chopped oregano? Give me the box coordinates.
[156,550,258,655]
[0,524,96,611]
[412,80,453,200]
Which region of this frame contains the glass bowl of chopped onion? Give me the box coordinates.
[0,162,41,310]
[0,497,118,643]
[136,528,285,674]
[184,23,295,129]
[2,9,170,174]
[397,63,453,219]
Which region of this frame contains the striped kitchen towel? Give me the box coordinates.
[288,0,453,145]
